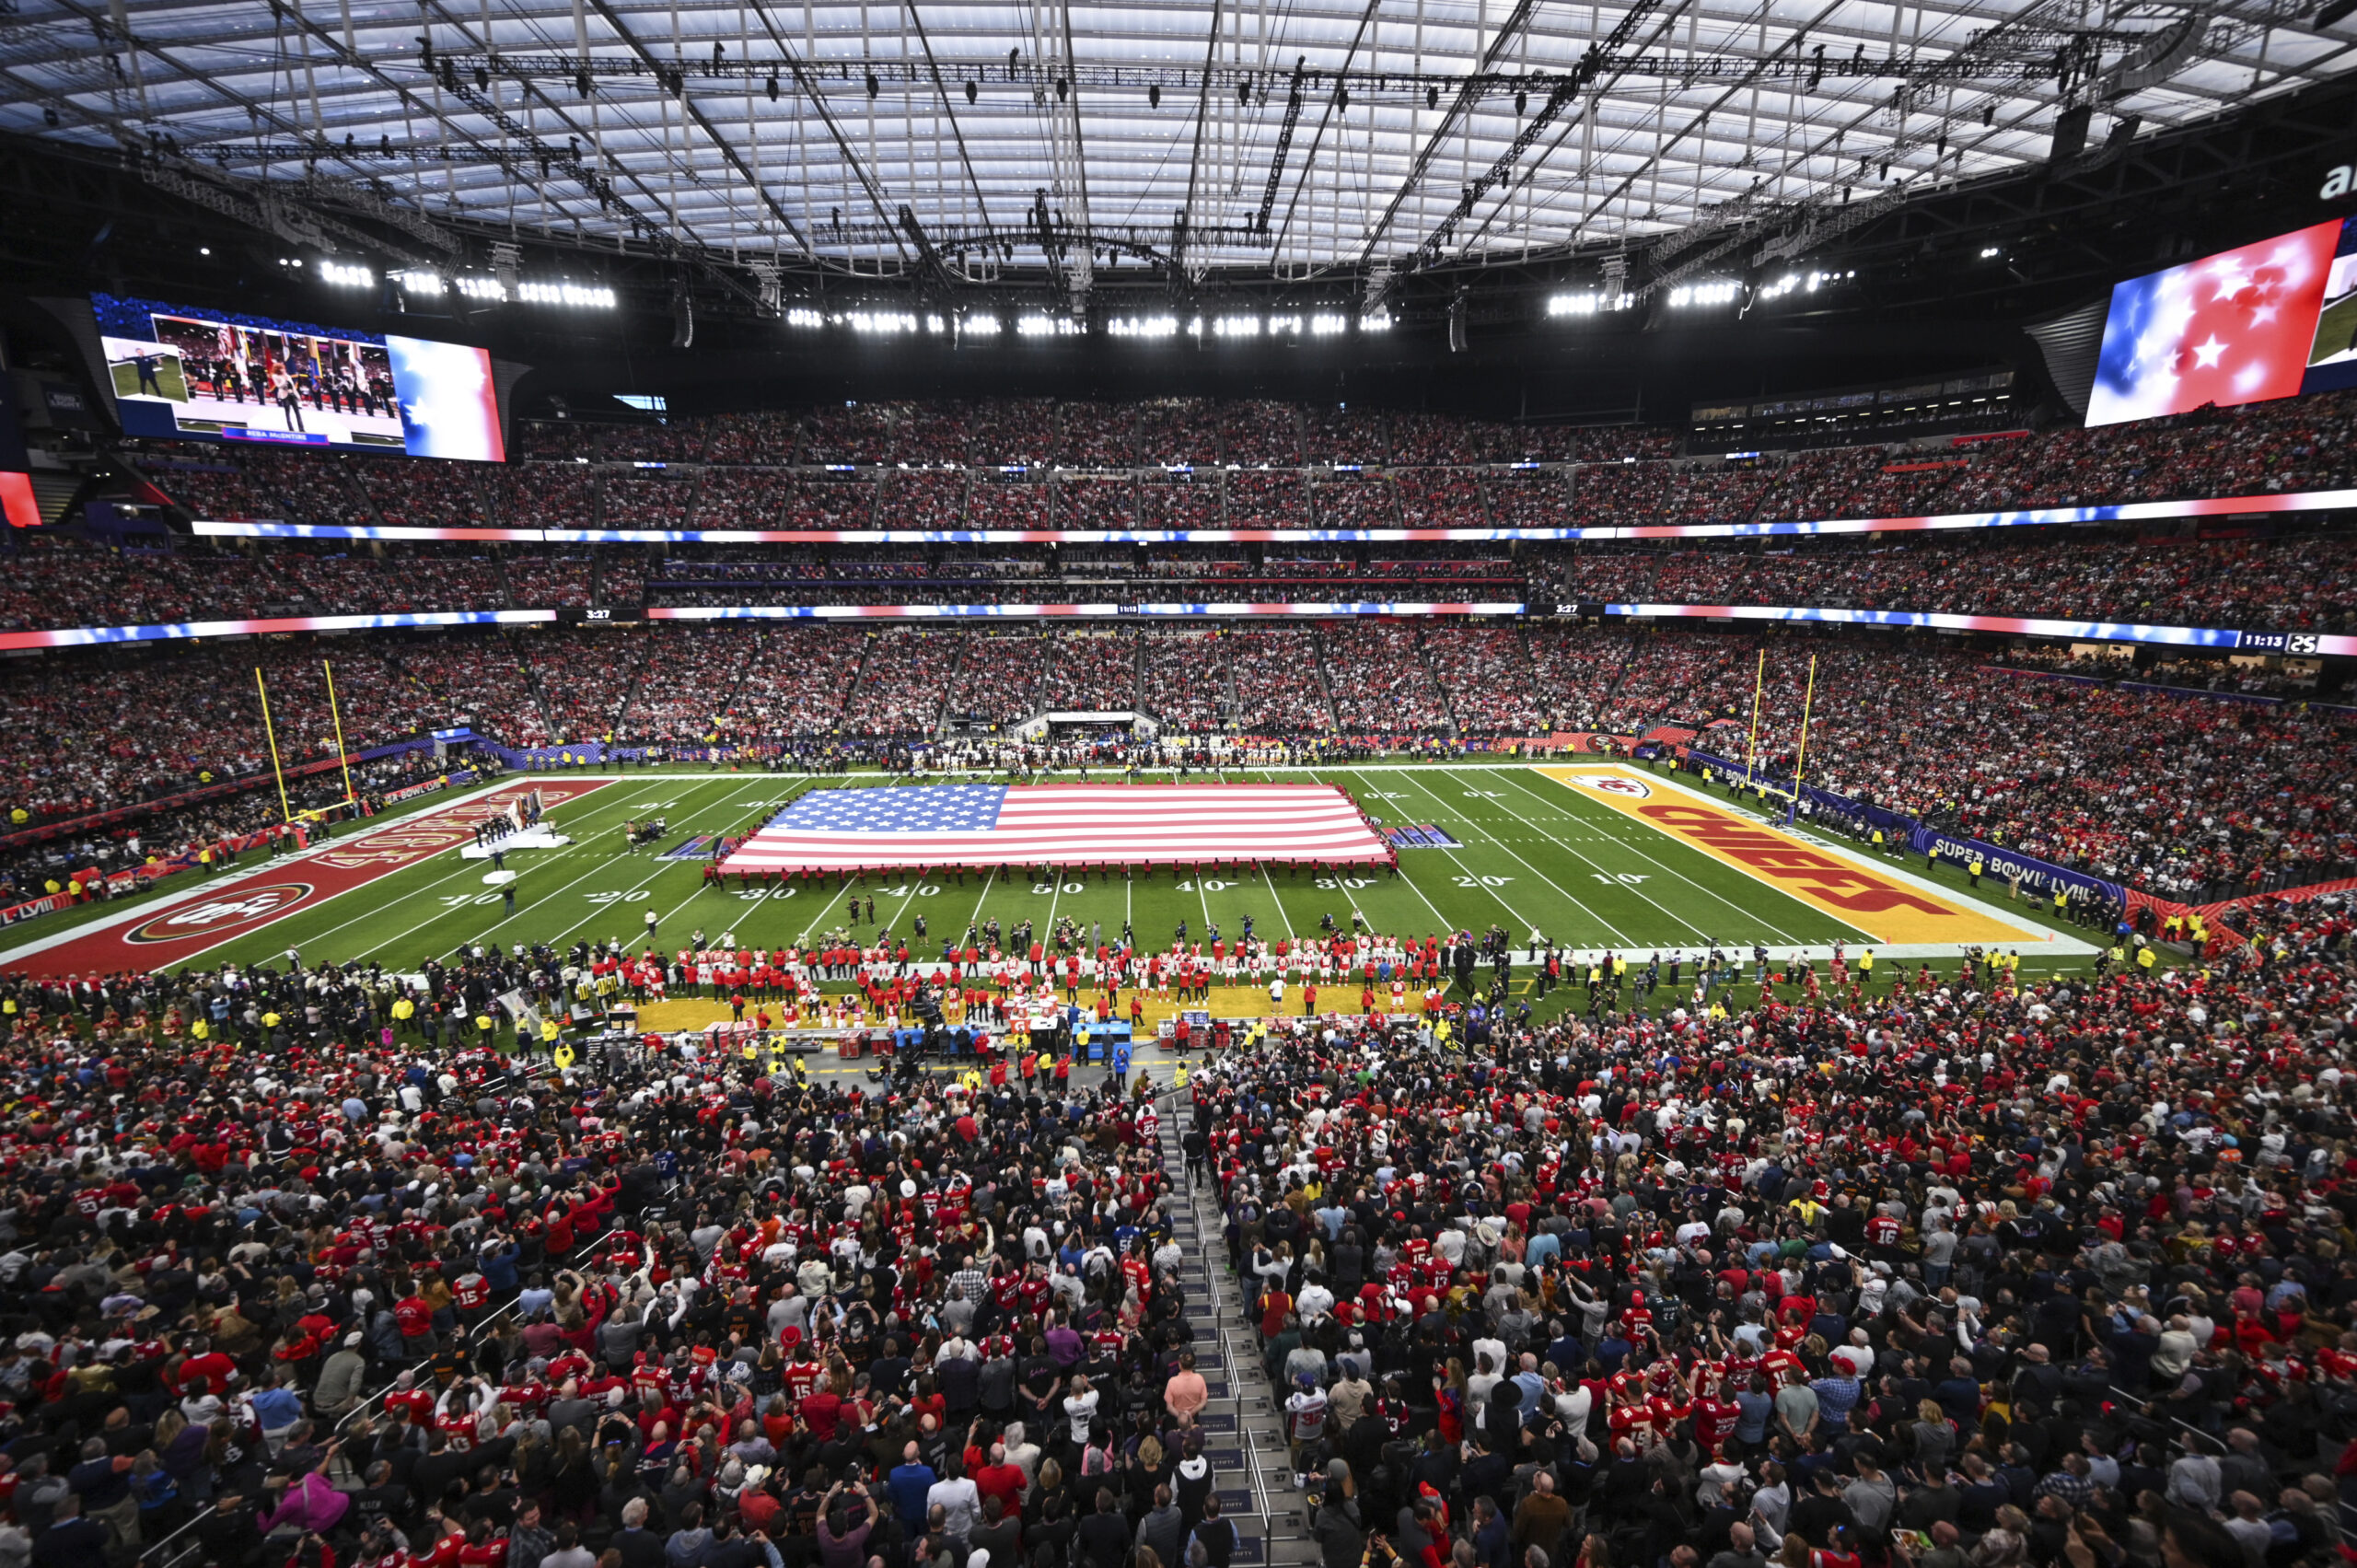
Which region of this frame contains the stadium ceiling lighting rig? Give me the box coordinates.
[1667,280,1742,308]
[384,269,612,308]
[319,261,374,288]
[1757,269,1854,300]
[1546,292,1635,317]
[1107,315,1182,338]
[517,281,619,308]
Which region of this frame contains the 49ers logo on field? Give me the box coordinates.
[1578,775,1651,798]
[126,883,312,944]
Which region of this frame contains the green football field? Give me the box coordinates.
[11,762,2102,1016]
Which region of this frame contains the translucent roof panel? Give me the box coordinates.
[0,0,2346,275]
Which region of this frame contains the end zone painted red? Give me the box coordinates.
[3,779,610,978]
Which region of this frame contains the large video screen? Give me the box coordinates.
[2085,217,2357,427]
[91,294,505,461]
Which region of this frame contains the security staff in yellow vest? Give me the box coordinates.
[1968,855,1985,887]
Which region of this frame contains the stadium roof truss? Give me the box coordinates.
[0,0,2350,301]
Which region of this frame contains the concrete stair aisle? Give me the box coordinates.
[1155,1091,1316,1564]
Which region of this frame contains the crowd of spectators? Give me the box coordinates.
[1218,400,1305,466]
[48,523,2354,634]
[242,451,377,528]
[1142,479,1225,530]
[1389,412,1524,466]
[505,557,595,610]
[1057,480,1141,530]
[841,630,960,737]
[1312,478,1399,528]
[483,467,600,532]
[1054,401,1137,468]
[1225,626,1337,733]
[1135,401,1225,469]
[1038,632,1142,714]
[1321,621,1457,735]
[691,470,800,530]
[1139,631,1231,732]
[1305,405,1391,465]
[780,478,880,529]
[1491,471,1578,529]
[516,629,640,747]
[1631,531,2357,633]
[945,634,1048,727]
[1527,623,1635,730]
[1434,625,1550,734]
[1228,471,1312,528]
[353,461,491,528]
[145,459,277,522]
[0,544,516,631]
[1183,919,2357,1568]
[698,409,803,464]
[879,474,974,531]
[968,480,1055,530]
[1396,472,1493,528]
[800,402,911,467]
[964,398,1059,467]
[1527,551,1666,607]
[602,477,697,530]
[618,625,862,743]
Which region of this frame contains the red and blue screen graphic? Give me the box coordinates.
[2086,216,2357,427]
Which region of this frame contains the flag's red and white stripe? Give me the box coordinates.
[718,784,1389,871]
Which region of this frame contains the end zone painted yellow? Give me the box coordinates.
[1536,765,2037,946]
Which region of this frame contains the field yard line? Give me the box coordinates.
[1471,768,1742,946]
[1248,771,1303,940]
[0,772,545,967]
[276,774,684,958]
[1375,769,1560,940]
[356,778,745,963]
[169,777,650,970]
[1314,770,1456,932]
[966,870,999,934]
[1256,863,1295,938]
[1194,868,1212,936]
[541,848,727,958]
[1491,768,1809,946]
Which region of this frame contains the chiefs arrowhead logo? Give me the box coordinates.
[127,883,313,944]
[1579,775,1651,798]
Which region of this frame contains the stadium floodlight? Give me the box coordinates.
[1108,315,1180,338]
[517,281,618,308]
[924,314,947,333]
[1016,315,1080,336]
[958,313,1004,336]
[1268,314,1305,335]
[846,310,920,334]
[1310,313,1350,335]
[1358,311,1392,331]
[319,261,374,288]
[1666,280,1740,308]
[1546,291,1633,317]
[1213,315,1261,337]
[786,308,825,328]
[454,274,509,302]
[391,269,446,295]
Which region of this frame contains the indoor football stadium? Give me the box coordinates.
[0,5,2352,1568]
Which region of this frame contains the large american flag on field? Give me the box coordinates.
[716,783,1390,871]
